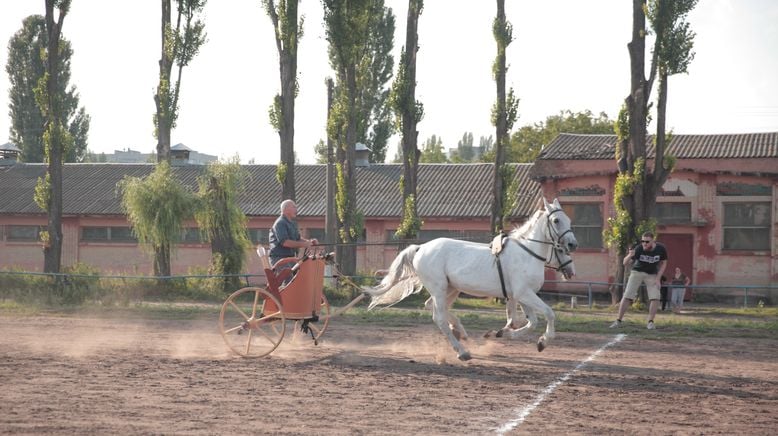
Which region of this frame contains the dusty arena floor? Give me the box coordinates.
[1,313,776,435]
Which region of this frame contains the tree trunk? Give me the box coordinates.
[42,0,66,275]
[337,66,359,276]
[276,0,299,201]
[155,0,172,163]
[491,0,507,234]
[325,79,337,252]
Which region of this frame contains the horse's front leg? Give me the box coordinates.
[506,302,538,339]
[516,291,556,352]
[429,292,471,361]
[494,298,523,338]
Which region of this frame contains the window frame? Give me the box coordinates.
[560,202,603,250]
[721,201,771,251]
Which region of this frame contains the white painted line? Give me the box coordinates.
[495,334,626,435]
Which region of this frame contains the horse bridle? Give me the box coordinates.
[517,208,574,272]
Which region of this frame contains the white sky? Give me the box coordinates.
[1,0,776,164]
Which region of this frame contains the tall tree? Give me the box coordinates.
[264,0,303,201]
[451,131,474,162]
[34,0,72,274]
[323,0,376,275]
[419,134,446,163]
[357,2,395,164]
[6,14,89,163]
[490,0,519,233]
[606,0,697,303]
[119,162,195,277]
[154,0,207,163]
[389,0,424,241]
[195,158,251,292]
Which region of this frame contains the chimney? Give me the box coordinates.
[355,142,371,167]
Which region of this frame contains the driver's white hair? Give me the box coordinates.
[280,199,295,213]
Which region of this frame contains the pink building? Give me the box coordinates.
[1,132,776,298]
[530,132,778,290]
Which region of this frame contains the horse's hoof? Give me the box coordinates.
[495,329,504,338]
[537,340,546,352]
[483,330,495,338]
[458,351,472,361]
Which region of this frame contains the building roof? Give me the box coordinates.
[0,163,540,220]
[537,132,778,160]
[1,142,22,152]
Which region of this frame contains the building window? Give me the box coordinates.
[561,203,603,249]
[81,226,137,242]
[656,202,691,224]
[722,202,771,250]
[7,225,43,242]
[248,228,269,245]
[181,227,205,243]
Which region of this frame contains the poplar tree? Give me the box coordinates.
[154,0,207,163]
[264,0,303,200]
[390,0,423,241]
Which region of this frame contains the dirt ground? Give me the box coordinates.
[1,312,776,435]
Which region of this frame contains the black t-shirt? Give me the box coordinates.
[631,242,668,275]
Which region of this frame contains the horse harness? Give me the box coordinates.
[490,209,573,299]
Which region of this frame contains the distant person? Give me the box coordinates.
[268,199,318,267]
[660,275,669,311]
[610,232,668,330]
[670,267,691,313]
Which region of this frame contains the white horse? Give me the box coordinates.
[363,198,578,361]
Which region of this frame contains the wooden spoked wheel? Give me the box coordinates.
[219,287,286,358]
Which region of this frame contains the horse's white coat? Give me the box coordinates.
[363,198,578,360]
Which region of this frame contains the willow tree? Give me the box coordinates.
[154,0,207,163]
[490,0,519,233]
[390,0,423,241]
[195,158,251,292]
[323,0,376,276]
[33,0,72,274]
[119,162,195,277]
[606,0,697,303]
[264,0,303,200]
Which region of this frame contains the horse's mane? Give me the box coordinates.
[508,208,545,240]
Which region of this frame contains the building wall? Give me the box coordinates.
[538,168,777,288]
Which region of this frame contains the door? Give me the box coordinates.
[658,233,694,301]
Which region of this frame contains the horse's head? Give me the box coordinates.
[543,197,578,254]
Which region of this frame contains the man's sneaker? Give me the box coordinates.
[647,320,656,330]
[609,320,623,329]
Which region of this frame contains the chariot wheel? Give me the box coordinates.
[219,287,286,358]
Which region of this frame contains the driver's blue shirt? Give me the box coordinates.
[269,215,300,260]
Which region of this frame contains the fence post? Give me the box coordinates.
[587,283,593,309]
[743,287,748,308]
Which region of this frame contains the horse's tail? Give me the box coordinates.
[363,244,423,309]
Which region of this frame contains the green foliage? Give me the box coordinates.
[276,161,287,186]
[335,162,348,240]
[396,194,423,239]
[268,94,283,132]
[117,162,196,274]
[419,135,447,163]
[389,47,424,132]
[194,158,251,290]
[508,110,614,163]
[34,173,51,213]
[648,0,698,76]
[6,14,90,163]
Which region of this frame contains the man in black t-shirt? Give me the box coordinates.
[609,231,668,330]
